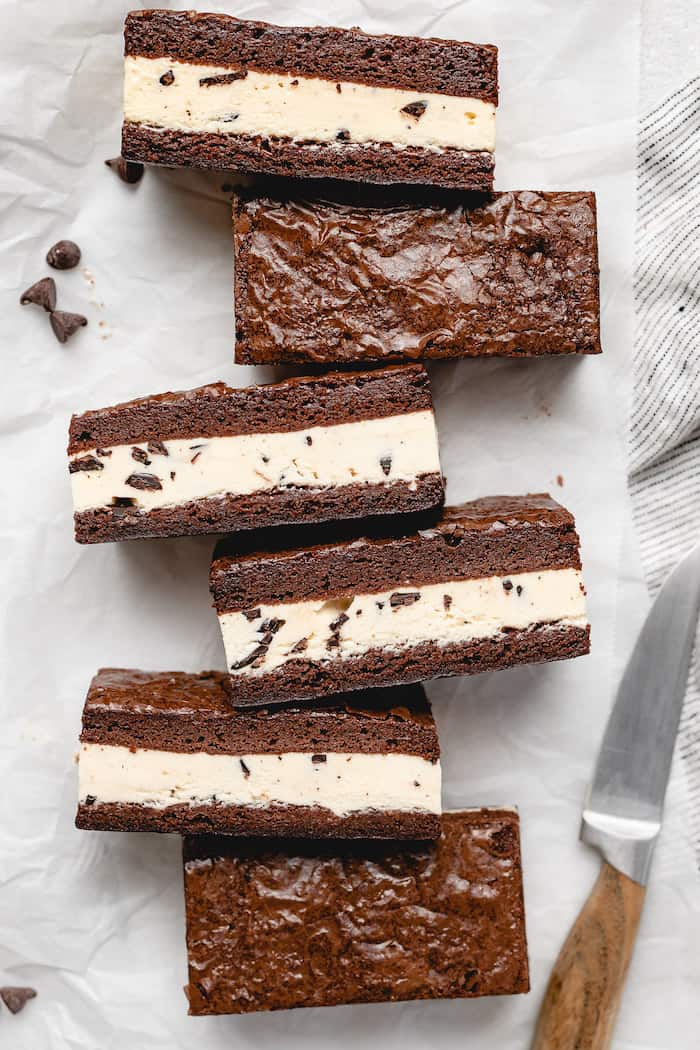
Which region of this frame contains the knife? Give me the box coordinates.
[532,544,700,1050]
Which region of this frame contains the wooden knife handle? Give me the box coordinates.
[531,861,646,1050]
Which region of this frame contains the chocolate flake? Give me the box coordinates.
[50,310,87,344]
[376,601,385,610]
[131,447,151,465]
[336,83,342,93]
[170,471,176,481]
[502,580,513,592]
[311,754,327,764]
[190,451,202,465]
[291,637,308,653]
[336,129,351,141]
[443,594,453,610]
[0,987,37,1015]
[105,156,144,184]
[147,440,169,457]
[260,617,285,635]
[159,70,175,86]
[199,71,248,87]
[46,240,81,270]
[329,612,349,631]
[380,455,392,476]
[326,633,341,651]
[390,591,421,608]
[112,496,136,508]
[84,794,96,805]
[242,608,261,622]
[69,455,103,474]
[401,100,428,119]
[261,455,270,464]
[125,473,162,491]
[20,277,56,312]
[305,435,313,445]
[291,78,299,87]
[516,585,523,596]
[231,644,269,670]
[239,759,250,778]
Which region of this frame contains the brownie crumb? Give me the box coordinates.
[69,455,103,474]
[0,987,37,1015]
[50,310,87,344]
[105,156,144,184]
[199,71,248,87]
[125,473,162,491]
[147,440,169,457]
[443,594,453,610]
[131,447,151,465]
[311,754,327,764]
[46,240,81,270]
[84,794,96,806]
[390,591,421,608]
[380,455,392,476]
[336,129,351,141]
[336,83,342,93]
[20,277,56,312]
[556,474,564,487]
[95,448,112,458]
[159,70,175,86]
[502,580,513,592]
[401,100,428,119]
[242,608,261,622]
[239,759,250,778]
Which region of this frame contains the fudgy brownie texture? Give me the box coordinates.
[122,125,494,191]
[79,669,439,758]
[233,186,601,363]
[210,494,583,611]
[183,809,529,1014]
[124,10,498,101]
[77,801,439,840]
[73,476,445,544]
[68,365,432,453]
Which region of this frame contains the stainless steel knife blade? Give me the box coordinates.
[582,544,700,884]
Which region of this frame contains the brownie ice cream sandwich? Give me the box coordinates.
[76,669,441,839]
[210,494,590,707]
[122,10,498,190]
[183,808,529,1014]
[67,366,443,543]
[234,186,601,364]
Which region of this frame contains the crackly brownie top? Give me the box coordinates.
[183,809,528,1014]
[68,364,432,453]
[125,10,498,103]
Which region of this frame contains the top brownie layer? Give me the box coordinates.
[125,10,498,102]
[234,186,601,363]
[81,668,438,758]
[210,494,582,611]
[68,365,431,454]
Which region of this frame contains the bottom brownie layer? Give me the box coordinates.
[122,123,495,191]
[225,624,591,707]
[73,475,444,543]
[76,800,439,839]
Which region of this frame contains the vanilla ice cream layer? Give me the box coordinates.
[79,744,441,817]
[69,410,440,513]
[124,56,496,153]
[220,568,587,677]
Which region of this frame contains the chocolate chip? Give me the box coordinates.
[131,447,151,465]
[290,78,299,86]
[230,644,268,670]
[125,473,162,491]
[69,455,103,474]
[376,601,384,610]
[95,447,112,458]
[443,594,453,610]
[0,987,37,1015]
[147,440,169,457]
[159,70,175,86]
[380,455,392,476]
[260,618,285,634]
[46,240,81,270]
[401,100,428,119]
[336,129,351,141]
[169,472,176,481]
[502,580,513,592]
[390,591,421,608]
[305,435,313,445]
[516,585,523,596]
[105,156,144,184]
[413,780,420,787]
[336,83,342,93]
[220,113,239,122]
[112,496,136,507]
[199,71,248,86]
[311,754,327,764]
[190,451,202,464]
[239,759,250,778]
[261,455,270,464]
[329,612,349,631]
[50,310,87,344]
[84,794,96,805]
[242,608,261,622]
[20,277,56,312]
[291,637,308,653]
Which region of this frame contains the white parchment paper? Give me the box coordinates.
[2,1,699,1047]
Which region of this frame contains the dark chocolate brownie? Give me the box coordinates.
[183,809,529,1014]
[233,186,601,363]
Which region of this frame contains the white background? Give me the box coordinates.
[1,1,699,1047]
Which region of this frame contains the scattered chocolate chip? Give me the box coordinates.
[380,455,392,476]
[516,585,523,596]
[105,156,144,184]
[260,617,285,635]
[84,794,96,805]
[159,70,175,86]
[199,71,248,86]
[305,435,313,445]
[502,580,513,592]
[20,277,56,312]
[329,612,349,631]
[46,239,81,270]
[443,594,453,610]
[230,644,268,670]
[125,473,162,491]
[169,471,176,481]
[190,451,202,465]
[50,310,87,344]
[242,608,261,622]
[376,601,385,610]
[95,447,112,458]
[336,129,351,141]
[356,609,362,616]
[336,83,342,93]
[291,637,308,653]
[311,754,327,764]
[0,987,37,1015]
[147,440,169,457]
[401,100,428,119]
[413,780,421,788]
[290,78,299,86]
[112,496,136,507]
[131,447,151,465]
[390,591,421,608]
[220,113,240,122]
[326,633,341,650]
[69,455,103,474]
[239,759,250,778]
